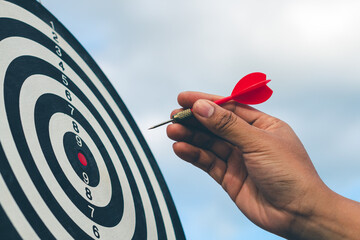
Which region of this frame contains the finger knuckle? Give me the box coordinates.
[214,112,237,133]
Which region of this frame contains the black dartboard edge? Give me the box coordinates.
[0,0,185,239]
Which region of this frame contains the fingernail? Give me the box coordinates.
[193,100,214,118]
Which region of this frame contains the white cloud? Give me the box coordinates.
[42,1,360,239]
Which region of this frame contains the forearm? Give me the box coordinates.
[288,189,360,240]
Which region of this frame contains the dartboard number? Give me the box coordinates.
[82,172,100,238]
[55,45,62,57]
[82,172,89,184]
[75,135,82,147]
[49,22,100,237]
[82,174,91,200]
[50,21,59,43]
[68,104,75,116]
[85,187,92,200]
[93,225,100,239]
[50,20,55,30]
[59,61,65,71]
[50,22,83,153]
[53,33,59,43]
[65,90,72,101]
[88,205,95,218]
[62,74,69,86]
[72,121,79,133]
[50,21,66,78]
[72,120,82,147]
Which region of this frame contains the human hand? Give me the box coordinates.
[167,91,352,239]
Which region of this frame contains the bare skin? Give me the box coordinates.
[167,91,360,239]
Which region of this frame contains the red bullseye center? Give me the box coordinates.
[78,152,88,166]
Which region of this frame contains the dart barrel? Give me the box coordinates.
[172,109,193,123]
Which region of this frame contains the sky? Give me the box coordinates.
[42,1,360,239]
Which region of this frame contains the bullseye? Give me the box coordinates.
[77,152,87,166]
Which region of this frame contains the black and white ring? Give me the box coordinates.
[0,0,184,239]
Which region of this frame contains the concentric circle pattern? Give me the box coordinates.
[0,1,185,239]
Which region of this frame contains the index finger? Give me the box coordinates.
[177,91,267,125]
[177,91,223,108]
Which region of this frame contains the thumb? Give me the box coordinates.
[192,99,260,148]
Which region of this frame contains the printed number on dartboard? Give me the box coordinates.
[50,21,65,72]
[83,170,100,238]
[50,20,100,239]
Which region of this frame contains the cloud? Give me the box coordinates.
[43,1,360,239]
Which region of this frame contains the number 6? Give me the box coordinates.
[93,225,100,238]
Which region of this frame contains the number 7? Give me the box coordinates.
[88,205,95,218]
[68,104,74,116]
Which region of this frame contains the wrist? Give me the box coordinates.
[287,185,360,240]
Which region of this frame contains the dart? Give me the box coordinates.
[149,72,273,129]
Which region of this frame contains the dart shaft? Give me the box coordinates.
[214,95,232,105]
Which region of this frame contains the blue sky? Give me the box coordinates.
[43,1,360,239]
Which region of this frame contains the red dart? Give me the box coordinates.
[149,72,273,129]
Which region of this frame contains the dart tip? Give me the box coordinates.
[148,125,159,130]
[148,119,173,130]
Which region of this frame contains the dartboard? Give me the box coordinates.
[0,0,185,239]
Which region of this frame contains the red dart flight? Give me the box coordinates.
[214,72,272,105]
